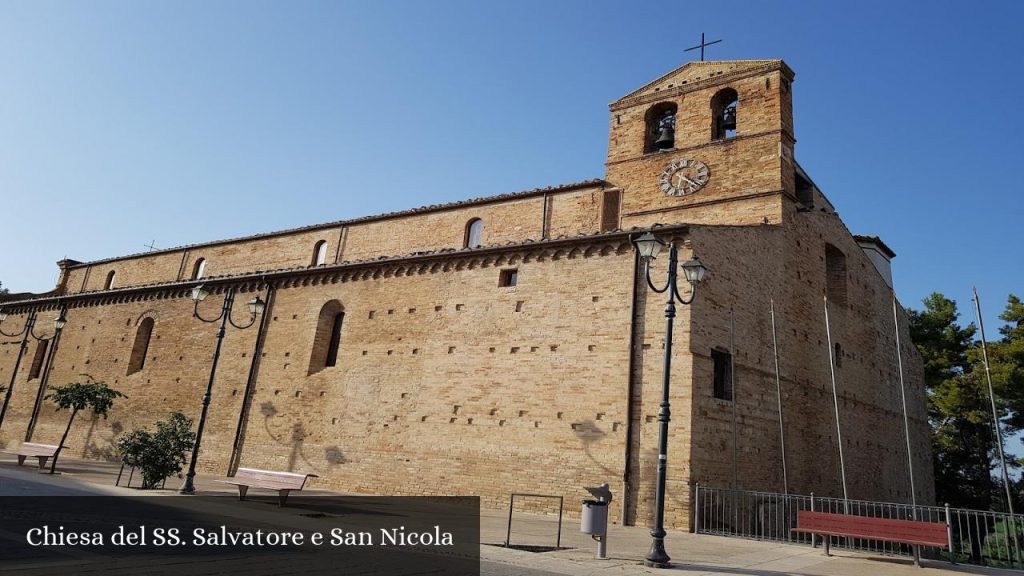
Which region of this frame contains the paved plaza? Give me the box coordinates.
[0,450,1015,575]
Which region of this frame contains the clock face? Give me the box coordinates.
[659,159,710,197]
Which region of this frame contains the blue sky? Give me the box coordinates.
[1,0,1021,333]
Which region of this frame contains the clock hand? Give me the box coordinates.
[680,175,699,187]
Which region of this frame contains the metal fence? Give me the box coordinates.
[694,484,1024,570]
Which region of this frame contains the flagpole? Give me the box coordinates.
[892,294,917,512]
[730,309,738,489]
[770,299,789,495]
[973,287,1015,516]
[824,295,849,504]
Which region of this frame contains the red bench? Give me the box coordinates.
[792,510,948,567]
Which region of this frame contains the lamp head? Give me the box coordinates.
[0,309,6,324]
[191,284,209,302]
[633,232,665,261]
[54,310,67,331]
[680,256,708,285]
[248,296,266,317]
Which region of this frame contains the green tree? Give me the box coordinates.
[909,293,993,509]
[117,412,196,489]
[0,280,8,294]
[910,293,1024,511]
[45,376,125,474]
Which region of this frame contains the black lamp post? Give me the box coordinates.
[633,232,708,569]
[0,308,67,431]
[180,284,265,494]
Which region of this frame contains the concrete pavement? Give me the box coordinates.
[0,450,1014,576]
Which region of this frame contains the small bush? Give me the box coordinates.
[117,412,196,489]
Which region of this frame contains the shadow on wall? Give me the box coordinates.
[82,414,119,462]
[573,419,616,478]
[258,401,346,472]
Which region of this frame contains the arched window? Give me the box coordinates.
[644,102,678,152]
[127,317,154,375]
[192,258,206,280]
[312,241,328,266]
[103,270,116,290]
[28,340,49,380]
[308,300,344,374]
[465,219,483,248]
[711,88,738,140]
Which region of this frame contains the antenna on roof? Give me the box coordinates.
[144,240,158,252]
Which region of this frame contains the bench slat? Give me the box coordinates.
[217,468,317,507]
[18,443,59,456]
[796,511,948,548]
[225,468,316,490]
[791,528,947,548]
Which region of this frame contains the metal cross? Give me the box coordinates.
[144,240,158,252]
[684,33,722,61]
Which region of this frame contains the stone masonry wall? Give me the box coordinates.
[684,212,932,508]
[1,238,645,520]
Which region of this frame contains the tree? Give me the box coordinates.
[45,376,125,474]
[116,412,196,489]
[910,293,1024,512]
[0,280,8,294]
[909,293,993,509]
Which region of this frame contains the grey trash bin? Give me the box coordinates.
[581,499,608,535]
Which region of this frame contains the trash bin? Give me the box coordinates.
[581,499,608,535]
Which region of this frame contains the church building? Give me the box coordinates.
[0,59,931,529]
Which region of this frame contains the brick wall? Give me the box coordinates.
[0,59,932,531]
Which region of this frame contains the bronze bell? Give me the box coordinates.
[721,103,737,131]
[654,127,675,150]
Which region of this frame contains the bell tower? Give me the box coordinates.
[605,60,796,229]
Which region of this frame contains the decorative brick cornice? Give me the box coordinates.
[604,130,793,168]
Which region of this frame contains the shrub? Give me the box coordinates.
[116,412,196,489]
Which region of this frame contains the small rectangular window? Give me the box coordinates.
[499,269,518,287]
[712,349,732,401]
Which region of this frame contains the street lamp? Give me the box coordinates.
[25,305,69,442]
[180,285,265,494]
[0,308,67,431]
[632,232,708,569]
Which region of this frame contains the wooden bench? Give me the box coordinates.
[217,468,318,507]
[16,443,60,469]
[792,510,949,567]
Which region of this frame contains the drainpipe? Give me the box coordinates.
[25,305,68,441]
[622,247,643,525]
[226,283,276,476]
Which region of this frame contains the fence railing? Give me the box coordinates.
[694,484,1024,570]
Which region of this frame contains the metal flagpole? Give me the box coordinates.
[730,309,738,489]
[770,299,789,495]
[973,286,1015,516]
[823,295,849,505]
[892,294,917,512]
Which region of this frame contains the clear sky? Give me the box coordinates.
[1,0,1021,332]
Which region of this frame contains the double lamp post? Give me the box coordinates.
[0,307,68,432]
[632,231,708,569]
[179,284,265,494]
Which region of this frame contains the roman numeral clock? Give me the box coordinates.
[659,159,710,196]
